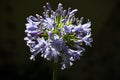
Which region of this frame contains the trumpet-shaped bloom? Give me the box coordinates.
[24,3,92,70]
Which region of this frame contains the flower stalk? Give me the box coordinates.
[53,62,57,80]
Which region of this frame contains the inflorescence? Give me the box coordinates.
[24,3,93,70]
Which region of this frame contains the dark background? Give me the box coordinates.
[0,0,120,80]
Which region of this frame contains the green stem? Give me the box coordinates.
[53,62,57,80]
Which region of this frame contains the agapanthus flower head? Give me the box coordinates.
[24,3,93,70]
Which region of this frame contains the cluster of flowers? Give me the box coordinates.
[24,3,92,70]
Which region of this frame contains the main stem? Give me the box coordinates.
[53,62,57,80]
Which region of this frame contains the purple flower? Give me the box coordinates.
[24,3,92,70]
[43,18,55,30]
[63,25,74,34]
[82,33,93,46]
